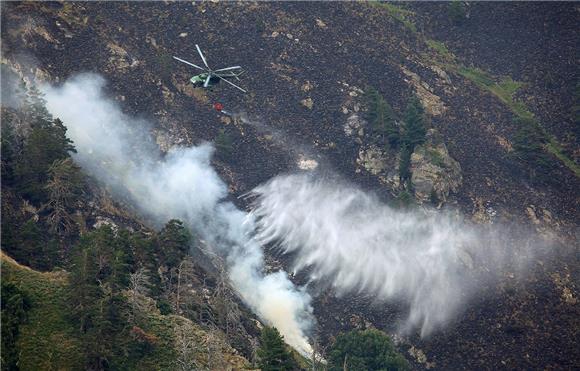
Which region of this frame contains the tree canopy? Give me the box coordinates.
[328,329,409,371]
[256,326,298,371]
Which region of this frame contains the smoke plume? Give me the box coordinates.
[42,73,314,355]
[250,173,535,336]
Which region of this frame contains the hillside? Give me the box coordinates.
[1,251,250,370]
[1,2,579,370]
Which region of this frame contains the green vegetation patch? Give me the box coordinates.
[370,2,417,33]
[426,39,455,62]
[427,148,447,168]
[456,66,532,119]
[546,139,580,177]
[1,253,86,370]
[328,328,409,370]
[454,66,580,176]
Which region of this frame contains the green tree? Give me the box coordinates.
[44,158,84,236]
[1,281,31,370]
[328,329,409,371]
[401,97,426,150]
[6,220,59,271]
[157,219,191,268]
[68,226,132,369]
[23,84,52,128]
[398,144,412,185]
[364,87,399,147]
[256,326,297,371]
[1,118,18,186]
[15,118,76,205]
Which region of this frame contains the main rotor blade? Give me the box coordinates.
[203,74,211,88]
[213,66,242,72]
[216,75,247,93]
[173,56,206,71]
[195,44,210,69]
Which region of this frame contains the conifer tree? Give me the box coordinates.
[256,326,297,371]
[1,118,18,186]
[158,219,191,268]
[44,158,84,235]
[399,144,412,185]
[24,84,53,128]
[364,87,399,147]
[16,118,76,204]
[401,96,426,150]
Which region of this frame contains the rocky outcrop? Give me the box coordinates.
[357,145,387,175]
[344,113,365,142]
[401,67,447,116]
[411,129,462,203]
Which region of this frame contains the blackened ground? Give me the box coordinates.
[2,2,578,369]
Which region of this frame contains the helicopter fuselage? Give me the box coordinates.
[190,73,221,88]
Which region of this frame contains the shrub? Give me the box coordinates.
[448,1,467,25]
[215,128,234,159]
[328,329,409,371]
[512,118,555,181]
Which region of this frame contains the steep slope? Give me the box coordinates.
[2,2,578,369]
[1,251,250,370]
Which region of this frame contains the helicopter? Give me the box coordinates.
[173,45,246,93]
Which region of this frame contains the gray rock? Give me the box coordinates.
[357,145,387,175]
[411,129,462,203]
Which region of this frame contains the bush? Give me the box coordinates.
[328,329,409,371]
[448,1,467,25]
[512,118,555,181]
[214,128,234,159]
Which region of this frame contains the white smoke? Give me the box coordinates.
[42,73,314,355]
[250,173,534,336]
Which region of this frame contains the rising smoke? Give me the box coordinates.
[250,173,536,336]
[42,73,314,355]
[41,73,539,350]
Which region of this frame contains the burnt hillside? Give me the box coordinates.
[2,2,578,369]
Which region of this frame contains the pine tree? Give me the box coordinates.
[44,158,84,235]
[15,118,77,205]
[158,219,191,268]
[401,96,426,150]
[364,87,399,147]
[1,118,18,186]
[69,226,133,369]
[256,326,297,371]
[398,144,412,185]
[24,84,53,128]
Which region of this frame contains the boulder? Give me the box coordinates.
[357,145,387,175]
[411,129,462,203]
[344,113,365,137]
